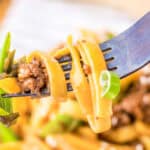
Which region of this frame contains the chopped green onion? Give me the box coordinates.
[0,33,11,73]
[55,114,74,126]
[68,120,84,132]
[41,114,84,137]
[0,122,18,142]
[41,119,63,136]
[0,113,19,126]
[0,89,12,113]
[0,89,18,126]
[4,50,16,73]
[0,108,9,116]
[99,70,120,100]
[106,32,115,40]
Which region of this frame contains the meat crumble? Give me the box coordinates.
[111,65,150,128]
[17,58,48,93]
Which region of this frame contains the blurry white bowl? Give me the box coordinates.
[0,0,134,58]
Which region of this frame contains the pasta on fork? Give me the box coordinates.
[0,30,149,150]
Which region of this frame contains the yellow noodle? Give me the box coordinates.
[101,124,138,143]
[140,136,150,150]
[135,121,150,136]
[67,36,112,132]
[28,51,67,101]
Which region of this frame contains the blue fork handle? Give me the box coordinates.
[124,12,150,66]
[123,11,150,68]
[101,12,150,78]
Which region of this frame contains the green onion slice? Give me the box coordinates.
[4,50,16,73]
[41,114,84,136]
[106,32,115,40]
[0,32,11,73]
[0,113,19,126]
[0,89,12,113]
[99,70,120,100]
[0,122,18,142]
[0,108,9,116]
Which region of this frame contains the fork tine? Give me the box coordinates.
[61,63,72,71]
[1,92,50,98]
[105,57,114,62]
[56,55,72,63]
[67,83,73,91]
[104,51,114,61]
[107,60,118,70]
[65,73,70,80]
[100,41,111,52]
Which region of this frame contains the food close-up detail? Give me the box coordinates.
[0,29,149,150]
[0,1,150,149]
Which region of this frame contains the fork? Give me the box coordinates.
[2,12,150,98]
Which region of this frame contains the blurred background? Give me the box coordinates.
[0,0,149,58]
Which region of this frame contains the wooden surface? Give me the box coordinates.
[0,0,10,23]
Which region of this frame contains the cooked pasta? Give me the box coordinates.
[0,30,149,150]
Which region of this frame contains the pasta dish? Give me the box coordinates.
[0,30,149,150]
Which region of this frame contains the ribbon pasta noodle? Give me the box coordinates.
[67,36,112,132]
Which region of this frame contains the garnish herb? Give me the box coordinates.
[0,122,18,142]
[41,114,84,136]
[100,70,120,100]
[0,32,11,73]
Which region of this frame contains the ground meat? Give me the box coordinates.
[112,83,150,128]
[139,64,150,124]
[18,64,32,80]
[111,112,134,128]
[140,64,150,89]
[21,78,36,92]
[131,141,145,150]
[111,92,143,128]
[18,58,48,93]
[110,64,150,128]
[141,93,150,124]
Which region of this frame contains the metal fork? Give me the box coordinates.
[101,11,150,78]
[2,12,150,98]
